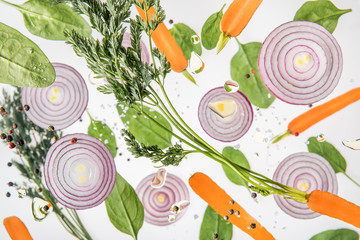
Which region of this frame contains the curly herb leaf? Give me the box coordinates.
[200,205,233,240]
[169,23,202,59]
[222,146,250,188]
[294,0,351,33]
[201,4,225,50]
[310,228,359,240]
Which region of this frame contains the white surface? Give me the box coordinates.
[1,0,360,239]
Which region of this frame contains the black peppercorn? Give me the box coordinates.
[37,188,42,193]
[229,199,234,205]
[251,192,257,198]
[34,169,40,174]
[6,135,13,142]
[213,233,218,239]
[169,19,174,24]
[48,125,55,131]
[13,123,17,129]
[23,104,30,111]
[16,106,23,112]
[8,182,14,187]
[7,162,12,167]
[235,210,240,216]
[43,205,50,211]
[228,209,234,215]
[223,215,229,221]
[245,74,250,78]
[6,192,11,197]
[250,223,256,229]
[0,107,5,112]
[16,139,24,146]
[0,133,6,139]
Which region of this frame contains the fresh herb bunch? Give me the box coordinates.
[0,87,92,240]
[54,0,308,203]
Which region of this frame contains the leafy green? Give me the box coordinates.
[294,0,351,33]
[200,205,233,240]
[310,228,359,240]
[105,173,144,240]
[230,40,275,108]
[87,112,117,157]
[0,0,91,40]
[201,4,225,50]
[222,146,250,188]
[169,23,202,59]
[117,104,172,149]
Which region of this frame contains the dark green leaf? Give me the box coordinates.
[200,205,233,240]
[0,22,55,87]
[201,4,225,50]
[117,104,172,149]
[230,40,275,108]
[105,173,144,239]
[222,146,250,188]
[294,0,351,33]
[87,112,117,158]
[169,23,202,59]
[310,228,359,240]
[307,137,346,173]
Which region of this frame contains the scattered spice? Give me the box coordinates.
[6,192,11,197]
[51,136,58,144]
[251,69,255,74]
[12,123,17,129]
[7,162,12,167]
[235,210,240,216]
[37,188,42,193]
[228,209,234,215]
[16,106,23,112]
[23,104,30,111]
[2,111,7,116]
[9,142,16,149]
[245,74,250,78]
[8,182,14,187]
[294,132,299,136]
[251,192,257,198]
[8,129,13,135]
[0,133,6,139]
[213,233,218,239]
[16,139,24,146]
[43,205,50,212]
[71,138,77,144]
[250,223,256,229]
[0,107,5,112]
[34,169,40,174]
[169,19,174,24]
[6,135,13,142]
[223,215,229,221]
[48,125,55,131]
[229,199,235,205]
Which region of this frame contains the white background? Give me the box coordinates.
[1,0,360,239]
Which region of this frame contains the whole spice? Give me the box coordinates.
[6,135,13,142]
[0,133,6,139]
[23,104,30,111]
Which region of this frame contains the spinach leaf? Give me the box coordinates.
[105,173,144,240]
[0,0,91,40]
[310,228,359,240]
[0,22,55,87]
[222,146,250,188]
[294,0,351,33]
[117,104,172,149]
[200,205,233,240]
[230,40,275,108]
[87,112,117,158]
[169,23,202,59]
[201,4,225,50]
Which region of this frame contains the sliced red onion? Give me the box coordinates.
[136,173,190,226]
[21,63,88,130]
[273,152,338,219]
[198,87,253,142]
[44,133,116,210]
[258,21,343,105]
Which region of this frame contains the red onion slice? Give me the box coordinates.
[21,63,89,130]
[44,133,116,210]
[136,173,190,226]
[258,21,343,105]
[273,152,338,219]
[198,87,253,142]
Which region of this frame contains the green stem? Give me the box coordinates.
[0,0,19,9]
[344,172,360,188]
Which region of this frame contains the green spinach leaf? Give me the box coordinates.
[105,173,144,240]
[87,112,117,158]
[0,0,91,40]
[294,0,351,33]
[310,228,359,240]
[169,23,202,59]
[117,104,172,149]
[230,40,275,108]
[222,146,250,188]
[0,22,55,87]
[200,205,233,240]
[201,4,225,50]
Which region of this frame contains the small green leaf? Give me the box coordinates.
[307,137,346,173]
[105,173,144,240]
[294,0,352,33]
[310,228,359,240]
[222,146,250,188]
[230,40,275,108]
[200,205,233,240]
[201,4,225,50]
[117,104,172,149]
[169,23,202,59]
[87,112,117,158]
[0,22,55,87]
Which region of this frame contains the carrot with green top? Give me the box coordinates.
[217,0,263,53]
[307,190,360,228]
[3,216,33,240]
[272,87,360,143]
[189,172,275,240]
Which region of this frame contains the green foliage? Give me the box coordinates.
[200,205,233,240]
[294,0,351,33]
[0,22,55,87]
[105,173,144,240]
[310,228,359,240]
[169,23,202,59]
[222,146,250,188]
[230,40,275,108]
[201,4,225,50]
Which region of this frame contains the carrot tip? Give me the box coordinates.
[182,70,197,85]
[216,32,231,54]
[271,130,291,144]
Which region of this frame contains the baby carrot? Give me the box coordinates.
[189,172,275,240]
[217,0,263,53]
[307,190,360,228]
[272,87,360,143]
[3,216,33,240]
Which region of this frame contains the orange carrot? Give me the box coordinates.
[3,216,33,240]
[189,172,275,240]
[217,0,263,53]
[307,190,360,228]
[273,87,360,143]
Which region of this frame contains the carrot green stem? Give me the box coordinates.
[343,172,360,188]
[216,32,231,54]
[182,70,196,84]
[271,130,291,144]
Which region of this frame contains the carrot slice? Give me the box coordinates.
[189,172,275,240]
[3,216,33,240]
[307,190,360,228]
